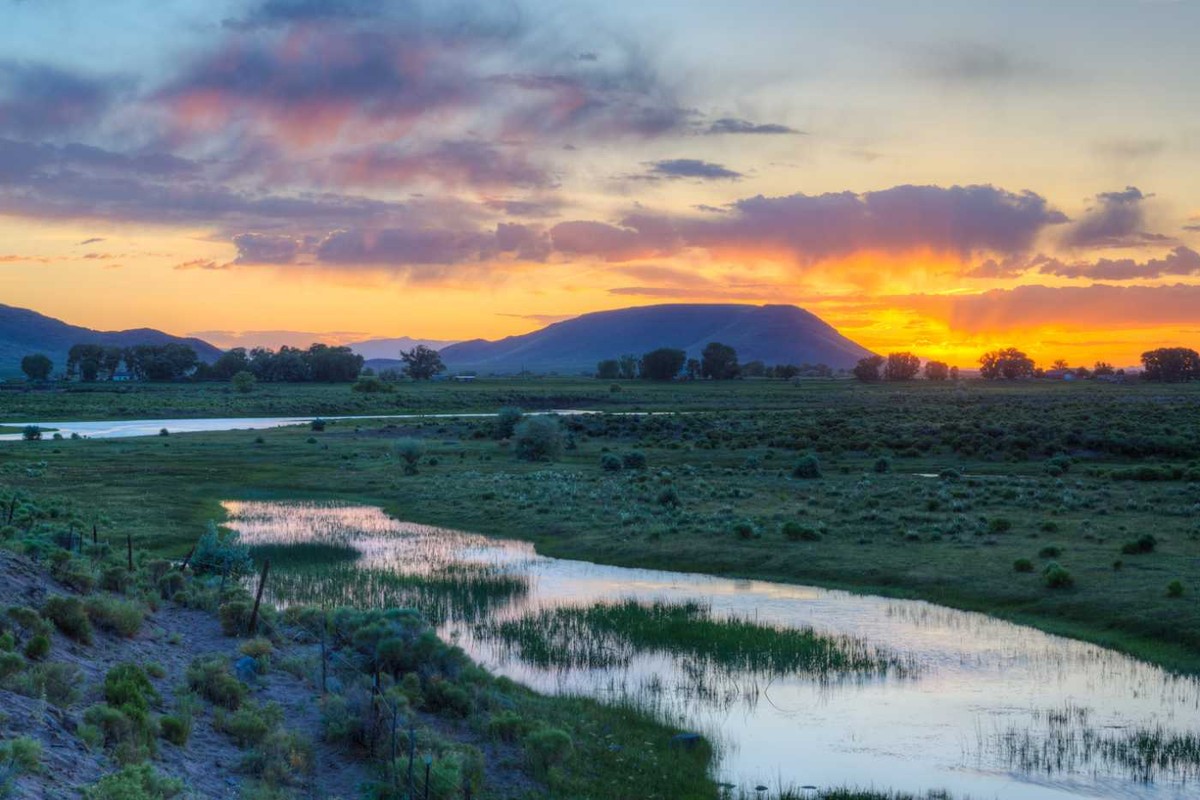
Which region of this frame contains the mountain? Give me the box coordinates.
[349,336,458,361]
[0,304,223,377]
[438,303,874,375]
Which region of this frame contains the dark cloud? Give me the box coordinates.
[1037,246,1200,280]
[0,61,122,137]
[647,158,742,180]
[1062,186,1170,249]
[232,233,300,264]
[481,197,562,218]
[706,117,799,135]
[174,259,231,271]
[326,141,552,189]
[313,222,549,270]
[78,237,104,245]
[551,184,1066,264]
[224,0,386,29]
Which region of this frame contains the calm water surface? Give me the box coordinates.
[222,500,1200,800]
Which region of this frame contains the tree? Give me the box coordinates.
[979,348,1034,380]
[923,360,949,381]
[1093,361,1115,376]
[949,366,960,380]
[617,354,638,380]
[306,344,364,382]
[100,346,123,379]
[67,343,106,381]
[212,348,251,380]
[513,416,565,461]
[684,358,701,380]
[124,343,198,381]
[596,359,620,380]
[700,342,740,380]
[884,352,920,381]
[639,348,686,381]
[852,355,885,382]
[231,371,256,393]
[1141,347,1200,382]
[774,364,800,380]
[1051,359,1069,371]
[400,345,445,380]
[20,354,52,382]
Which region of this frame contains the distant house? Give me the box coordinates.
[111,371,134,382]
[1043,369,1074,381]
[452,374,477,382]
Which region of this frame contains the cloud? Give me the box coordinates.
[497,312,577,324]
[1094,138,1168,161]
[0,254,50,263]
[324,140,552,190]
[189,328,369,349]
[174,259,231,271]
[312,222,550,271]
[1037,246,1200,280]
[646,158,742,180]
[78,237,105,245]
[910,42,1053,85]
[481,197,562,218]
[550,184,1066,264]
[232,233,300,264]
[706,117,799,135]
[902,283,1200,333]
[1062,186,1169,249]
[0,61,122,136]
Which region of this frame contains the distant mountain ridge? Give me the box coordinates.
[0,303,223,376]
[438,303,874,375]
[349,336,458,361]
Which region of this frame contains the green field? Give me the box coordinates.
[2,378,1199,673]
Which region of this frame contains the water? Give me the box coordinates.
[0,410,600,441]
[223,500,1200,800]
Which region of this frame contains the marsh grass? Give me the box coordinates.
[478,599,910,678]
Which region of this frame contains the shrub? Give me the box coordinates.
[622,451,647,469]
[99,566,130,593]
[988,518,1013,534]
[82,765,184,800]
[1013,558,1035,573]
[216,701,281,748]
[526,728,573,775]
[487,710,528,743]
[600,453,623,472]
[1043,563,1074,589]
[351,376,392,393]
[0,652,24,681]
[15,662,82,707]
[21,425,41,441]
[218,601,251,637]
[42,596,92,643]
[192,521,253,578]
[242,730,314,786]
[104,664,159,712]
[425,679,471,717]
[782,522,822,542]
[1038,545,1063,559]
[231,370,256,393]
[514,416,565,462]
[656,487,681,508]
[732,522,757,540]
[792,455,821,479]
[22,634,49,661]
[495,407,523,439]
[157,572,184,600]
[187,656,245,710]
[1120,534,1157,555]
[393,439,424,475]
[159,715,190,747]
[873,457,891,474]
[0,735,40,774]
[1167,580,1185,598]
[85,597,145,638]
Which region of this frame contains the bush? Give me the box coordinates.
[1038,546,1063,559]
[1120,534,1157,555]
[231,370,256,393]
[988,518,1012,534]
[495,407,523,439]
[0,652,23,682]
[192,521,253,578]
[792,455,821,479]
[242,730,314,786]
[1043,563,1074,589]
[104,664,159,712]
[1167,580,1185,598]
[23,634,49,661]
[216,701,281,747]
[351,375,392,393]
[14,662,82,707]
[393,439,424,475]
[514,416,565,462]
[782,522,822,542]
[99,566,131,593]
[622,451,647,470]
[487,710,528,743]
[187,656,245,710]
[159,715,190,747]
[526,728,573,776]
[600,453,623,472]
[85,597,145,638]
[656,487,681,508]
[218,601,251,637]
[21,425,41,441]
[873,457,891,474]
[1013,558,1035,573]
[0,735,40,774]
[310,418,326,432]
[425,679,471,717]
[83,765,183,800]
[42,596,92,644]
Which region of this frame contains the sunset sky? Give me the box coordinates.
[1,0,1198,366]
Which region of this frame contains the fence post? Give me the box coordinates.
[92,523,97,545]
[248,558,270,635]
[126,533,133,571]
[320,615,328,695]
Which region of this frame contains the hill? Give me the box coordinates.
[438,303,874,375]
[0,303,223,377]
[349,336,458,361]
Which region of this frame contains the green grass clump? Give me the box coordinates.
[85,597,145,638]
[186,656,246,710]
[82,765,183,800]
[40,597,92,644]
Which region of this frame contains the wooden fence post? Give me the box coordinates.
[248,558,270,635]
[126,533,133,571]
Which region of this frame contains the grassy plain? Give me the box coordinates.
[2,378,1199,674]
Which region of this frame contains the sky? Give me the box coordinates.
[1,0,1198,367]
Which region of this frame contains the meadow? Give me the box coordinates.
[2,378,1198,674]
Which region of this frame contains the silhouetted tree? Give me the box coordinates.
[852,355,885,382]
[684,358,701,380]
[617,354,639,380]
[774,364,800,380]
[596,359,621,380]
[1141,347,1200,382]
[1051,359,1069,371]
[884,352,921,381]
[400,345,445,380]
[212,348,252,380]
[231,371,256,393]
[20,353,52,382]
[124,343,198,381]
[979,348,1034,380]
[307,344,364,382]
[639,348,686,380]
[923,360,950,381]
[701,342,740,380]
[67,343,106,381]
[1093,361,1115,376]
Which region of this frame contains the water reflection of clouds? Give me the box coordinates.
[222,500,1200,800]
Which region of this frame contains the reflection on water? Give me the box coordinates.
[222,500,1200,800]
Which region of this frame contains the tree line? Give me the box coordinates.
[596,342,833,381]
